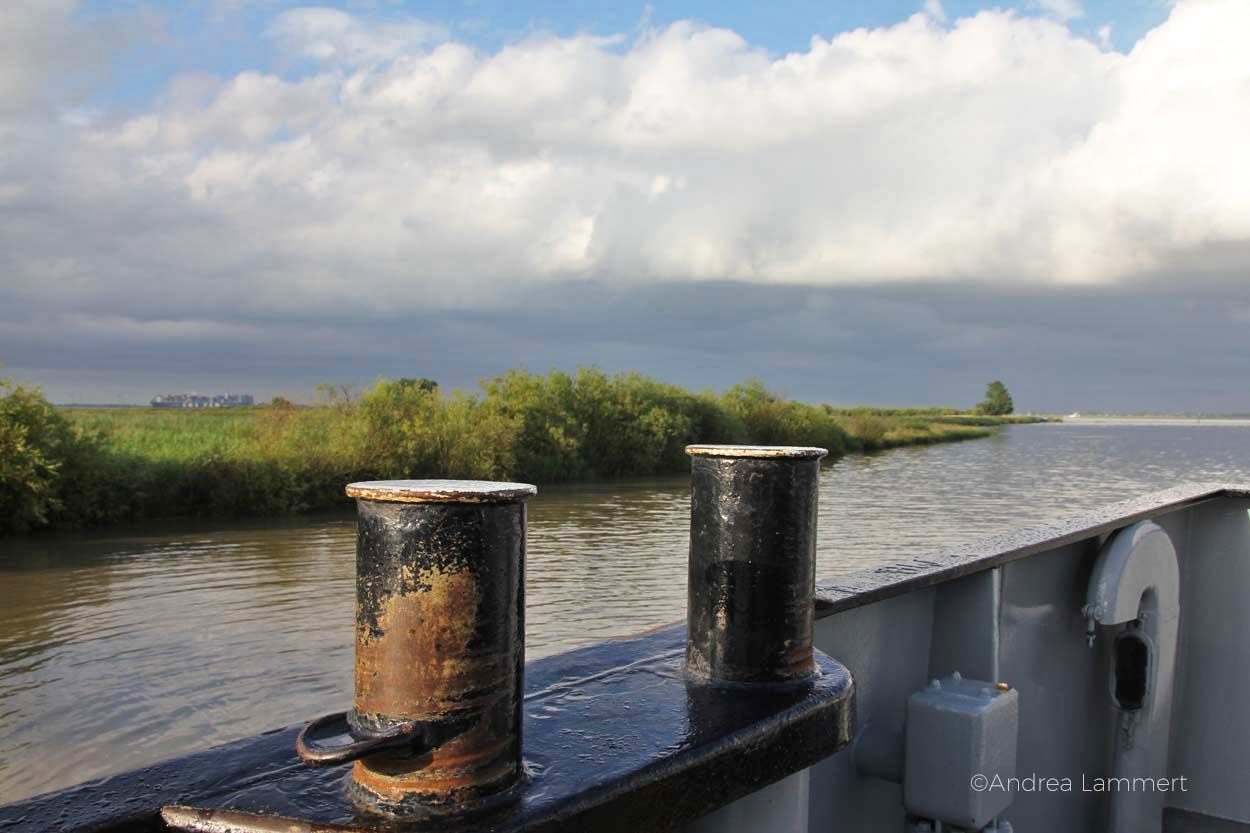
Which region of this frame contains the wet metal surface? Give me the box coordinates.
[686,447,825,685]
[296,711,424,766]
[0,626,854,833]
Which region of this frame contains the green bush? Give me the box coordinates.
[0,377,68,532]
[481,369,583,481]
[721,380,850,453]
[482,368,732,480]
[845,413,889,449]
[2,366,1007,534]
[563,369,697,478]
[0,374,113,533]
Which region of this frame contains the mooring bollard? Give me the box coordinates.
[685,445,827,685]
[296,479,535,819]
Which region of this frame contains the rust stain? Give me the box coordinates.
[777,640,816,679]
[352,735,518,803]
[353,561,520,803]
[356,567,492,719]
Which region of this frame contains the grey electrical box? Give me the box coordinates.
[904,672,1018,829]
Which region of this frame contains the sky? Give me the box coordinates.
[1,0,1247,412]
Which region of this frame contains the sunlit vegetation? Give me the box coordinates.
[1,367,1045,533]
[0,374,94,533]
[976,380,1015,415]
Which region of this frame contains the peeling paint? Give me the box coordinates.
[347,490,529,817]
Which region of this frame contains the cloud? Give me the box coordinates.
[1037,0,1085,22]
[5,279,1249,412]
[923,0,948,24]
[267,7,447,67]
[0,1,136,119]
[0,2,74,116]
[1,0,1249,376]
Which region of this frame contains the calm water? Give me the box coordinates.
[3,422,1250,803]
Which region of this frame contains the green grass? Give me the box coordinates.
[2,368,1027,533]
[66,408,260,460]
[929,414,1054,426]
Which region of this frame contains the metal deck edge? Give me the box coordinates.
[814,482,1250,617]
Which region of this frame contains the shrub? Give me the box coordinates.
[482,370,583,481]
[0,374,112,533]
[845,413,888,449]
[721,380,851,454]
[3,365,1007,534]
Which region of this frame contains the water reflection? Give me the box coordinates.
[3,423,1250,802]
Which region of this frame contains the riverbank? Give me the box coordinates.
[1062,416,1250,426]
[2,368,1046,534]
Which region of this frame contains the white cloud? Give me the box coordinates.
[2,0,1249,324]
[1037,0,1085,21]
[267,7,447,67]
[1,1,97,118]
[923,0,948,23]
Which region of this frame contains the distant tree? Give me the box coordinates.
[269,396,295,410]
[976,381,1014,415]
[396,377,438,392]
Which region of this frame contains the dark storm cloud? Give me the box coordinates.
[4,277,1247,413]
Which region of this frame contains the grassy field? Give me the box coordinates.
[68,408,260,460]
[2,368,1047,533]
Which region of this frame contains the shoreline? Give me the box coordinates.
[4,369,1047,536]
[1059,416,1250,426]
[9,415,1019,537]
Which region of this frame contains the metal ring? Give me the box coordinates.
[295,711,426,766]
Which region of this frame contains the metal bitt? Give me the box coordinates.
[296,479,535,819]
[685,445,827,685]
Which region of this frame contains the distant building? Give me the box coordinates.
[151,393,254,409]
[212,393,255,408]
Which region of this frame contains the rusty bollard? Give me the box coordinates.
[296,479,535,820]
[684,445,827,685]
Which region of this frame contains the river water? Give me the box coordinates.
[3,421,1250,803]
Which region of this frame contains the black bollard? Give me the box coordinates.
[685,446,827,685]
[297,479,535,819]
